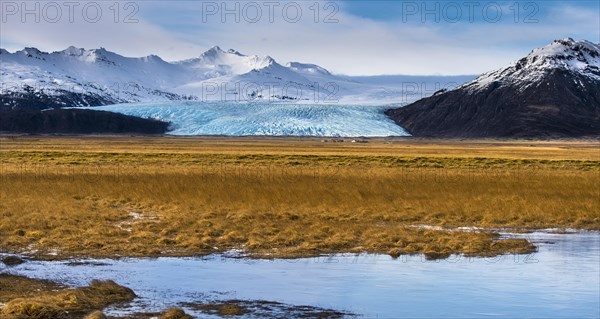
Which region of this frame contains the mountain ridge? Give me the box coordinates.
[1,45,406,108]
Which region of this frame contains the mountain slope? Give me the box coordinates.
[0,108,169,134]
[386,38,600,138]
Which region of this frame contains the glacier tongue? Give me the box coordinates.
[85,102,410,137]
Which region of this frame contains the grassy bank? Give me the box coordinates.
[0,136,598,259]
[0,274,135,319]
[0,274,349,319]
[0,274,196,319]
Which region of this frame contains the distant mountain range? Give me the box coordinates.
[0,45,448,108]
[2,39,598,138]
[386,38,600,138]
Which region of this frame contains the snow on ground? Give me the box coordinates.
[86,102,410,137]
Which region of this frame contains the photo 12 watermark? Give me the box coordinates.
[399,1,539,23]
[200,1,340,23]
[1,1,140,23]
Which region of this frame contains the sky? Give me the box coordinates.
[1,0,598,75]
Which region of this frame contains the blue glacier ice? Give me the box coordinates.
[88,102,410,137]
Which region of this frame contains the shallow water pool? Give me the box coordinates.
[3,231,599,318]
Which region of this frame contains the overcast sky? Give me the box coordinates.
[1,0,598,75]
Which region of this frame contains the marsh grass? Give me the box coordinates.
[0,275,198,319]
[0,277,135,319]
[157,308,193,319]
[0,137,598,259]
[84,311,107,319]
[0,274,64,303]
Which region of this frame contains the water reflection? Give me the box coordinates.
[4,231,599,318]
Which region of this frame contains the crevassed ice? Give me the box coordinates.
[88,102,410,137]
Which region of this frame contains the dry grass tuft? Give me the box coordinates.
[193,302,248,316]
[0,279,135,319]
[184,299,352,318]
[0,274,63,303]
[158,308,193,319]
[0,300,63,319]
[83,310,107,319]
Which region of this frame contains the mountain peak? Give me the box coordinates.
[199,46,250,59]
[465,38,600,92]
[60,46,86,56]
[200,46,226,58]
[73,47,120,64]
[554,37,575,45]
[249,55,276,70]
[92,47,111,55]
[18,47,44,56]
[528,38,600,60]
[517,38,600,78]
[141,54,166,63]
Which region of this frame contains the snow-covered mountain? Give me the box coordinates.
[1,47,185,108]
[0,45,407,108]
[464,38,600,92]
[387,38,600,137]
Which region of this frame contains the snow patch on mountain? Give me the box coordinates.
[177,45,277,76]
[286,62,332,76]
[463,38,600,92]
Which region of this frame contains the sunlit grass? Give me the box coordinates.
[0,136,598,259]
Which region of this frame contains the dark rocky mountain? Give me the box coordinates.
[0,108,169,134]
[386,38,600,138]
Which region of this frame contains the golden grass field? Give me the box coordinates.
[0,136,598,261]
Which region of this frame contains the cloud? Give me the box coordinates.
[0,1,206,59]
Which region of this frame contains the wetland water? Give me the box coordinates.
[3,231,599,318]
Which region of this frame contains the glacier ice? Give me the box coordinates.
[87,102,410,137]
